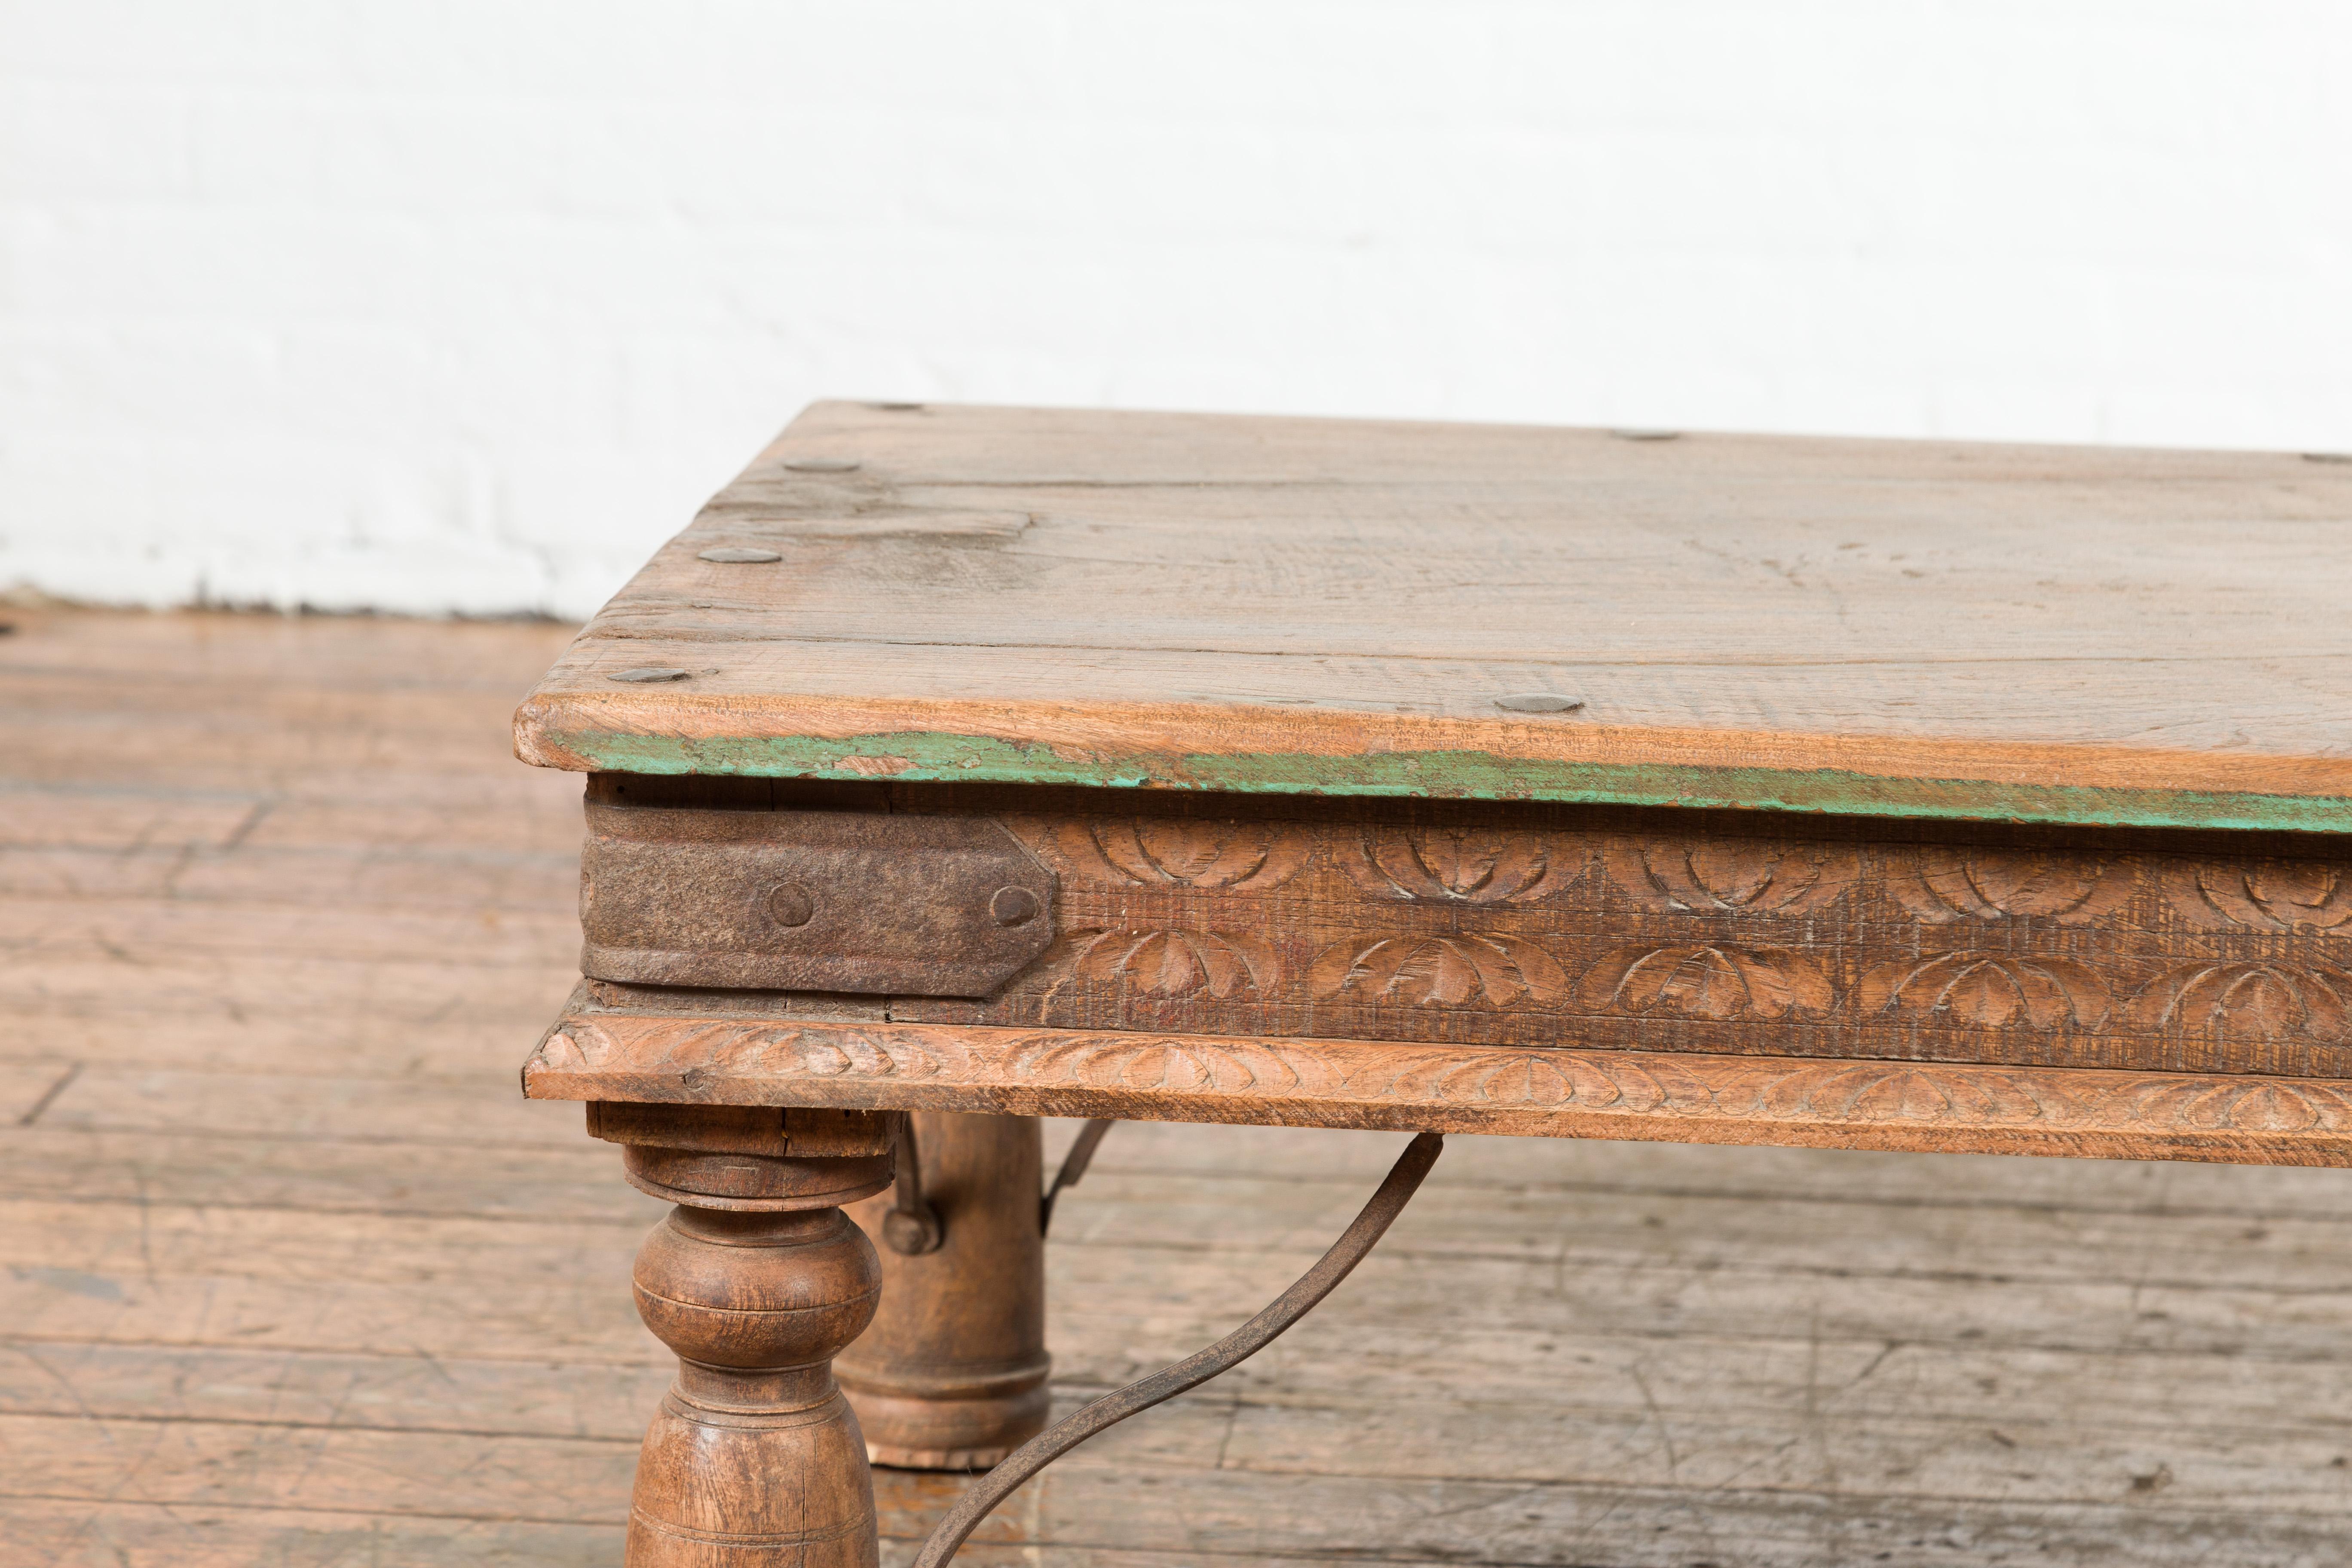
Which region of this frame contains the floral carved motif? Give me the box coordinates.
[534,1016,950,1082]
[1047,818,1313,892]
[1579,945,1832,1021]
[1756,1062,2073,1125]
[530,1011,2352,1154]
[1885,847,2135,925]
[1009,1032,1301,1094]
[1341,827,1573,903]
[1861,954,2112,1030]
[1338,1047,1717,1114]
[2159,860,2352,935]
[1055,928,1281,999]
[1606,840,1858,916]
[2125,963,2352,1044]
[1308,933,1569,1008]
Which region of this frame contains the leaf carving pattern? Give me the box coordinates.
[1050,818,1311,892]
[1885,848,2134,925]
[1059,928,1280,999]
[1579,945,1832,1020]
[1759,1063,2070,1125]
[2125,963,2352,1043]
[1861,954,2111,1030]
[1339,1048,1713,1114]
[1608,841,1858,916]
[536,1011,2352,1145]
[1010,1033,1300,1094]
[1341,827,1571,903]
[2159,860,2352,934]
[1307,933,1569,1008]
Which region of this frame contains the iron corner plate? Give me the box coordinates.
[579,803,1055,997]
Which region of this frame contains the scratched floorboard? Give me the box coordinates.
[5,607,2352,1568]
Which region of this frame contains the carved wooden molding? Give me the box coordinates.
[900,813,2352,1079]
[527,996,2352,1166]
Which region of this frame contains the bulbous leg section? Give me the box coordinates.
[597,1107,894,1568]
[627,1208,885,1566]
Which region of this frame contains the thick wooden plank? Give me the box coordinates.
[0,1008,560,1077]
[26,1164,2352,1295]
[1,1500,623,1568]
[515,402,2352,832]
[18,1160,2352,1362]
[0,1411,638,1522]
[530,1006,2352,1165]
[0,952,576,1024]
[11,1367,2352,1564]
[0,1343,669,1438]
[0,896,576,969]
[869,1467,2352,1566]
[13,1488,2341,1568]
[569,780,2352,1081]
[31,1066,589,1148]
[0,841,579,911]
[0,1125,643,1221]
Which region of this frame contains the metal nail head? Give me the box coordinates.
[698,546,784,563]
[782,457,861,473]
[608,666,691,683]
[989,886,1041,927]
[768,882,816,928]
[1494,693,1586,714]
[1608,429,1681,442]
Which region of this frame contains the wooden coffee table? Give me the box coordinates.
[514,402,2352,1566]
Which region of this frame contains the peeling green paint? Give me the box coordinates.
[543,726,2352,835]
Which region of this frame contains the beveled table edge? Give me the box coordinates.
[513,698,2352,837]
[524,992,2352,1167]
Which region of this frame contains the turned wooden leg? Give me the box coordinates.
[838,1112,1051,1469]
[590,1103,894,1568]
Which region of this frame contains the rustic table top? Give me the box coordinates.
[514,402,2352,833]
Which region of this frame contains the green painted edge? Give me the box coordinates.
[543,725,2352,836]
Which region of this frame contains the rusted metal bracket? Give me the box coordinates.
[579,805,1055,996]
[1038,1118,1116,1237]
[912,1131,1446,1566]
[882,1110,945,1255]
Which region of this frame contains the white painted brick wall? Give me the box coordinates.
[3,1,2348,619]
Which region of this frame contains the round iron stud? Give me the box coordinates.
[767,882,816,928]
[989,886,1041,927]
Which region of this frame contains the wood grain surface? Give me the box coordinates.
[586,778,2352,1084]
[15,607,2352,1565]
[528,999,2352,1167]
[514,401,2352,833]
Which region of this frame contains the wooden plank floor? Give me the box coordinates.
[5,606,2352,1567]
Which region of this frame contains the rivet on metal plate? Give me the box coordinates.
[609,667,691,683]
[767,882,816,928]
[698,546,784,564]
[990,886,1041,927]
[579,806,1056,996]
[1494,693,1585,714]
[782,457,862,473]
